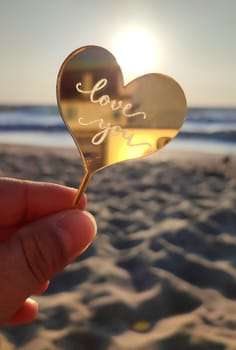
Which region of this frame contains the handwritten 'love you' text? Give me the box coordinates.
[75,78,151,150]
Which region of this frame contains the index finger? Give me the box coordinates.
[0,178,86,229]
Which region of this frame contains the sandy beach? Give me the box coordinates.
[0,143,236,350]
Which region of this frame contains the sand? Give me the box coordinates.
[0,143,236,350]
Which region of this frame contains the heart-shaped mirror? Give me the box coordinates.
[57,46,187,206]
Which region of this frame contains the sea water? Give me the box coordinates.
[0,106,236,154]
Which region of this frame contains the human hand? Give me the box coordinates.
[0,178,96,326]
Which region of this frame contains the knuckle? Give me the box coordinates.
[18,225,65,285]
[19,233,49,285]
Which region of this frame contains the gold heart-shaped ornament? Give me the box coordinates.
[57,46,187,206]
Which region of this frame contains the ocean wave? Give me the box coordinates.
[187,108,236,122]
[0,106,236,144]
[0,105,58,114]
[179,130,236,142]
[0,121,66,132]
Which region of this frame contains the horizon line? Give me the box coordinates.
[0,103,236,109]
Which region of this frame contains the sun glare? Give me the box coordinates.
[112,29,159,82]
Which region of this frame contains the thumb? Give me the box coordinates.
[0,209,96,324]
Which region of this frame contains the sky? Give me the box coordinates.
[0,0,235,107]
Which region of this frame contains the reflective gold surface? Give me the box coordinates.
[56,46,187,206]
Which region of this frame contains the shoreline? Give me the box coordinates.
[1,141,236,170]
[1,141,235,158]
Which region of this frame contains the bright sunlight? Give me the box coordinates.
[112,29,160,82]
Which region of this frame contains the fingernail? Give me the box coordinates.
[55,210,97,261]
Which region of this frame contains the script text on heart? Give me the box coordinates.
[75,78,151,150]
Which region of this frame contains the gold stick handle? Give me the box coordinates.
[73,172,91,208]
